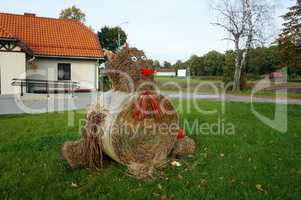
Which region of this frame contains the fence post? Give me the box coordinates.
[46,81,49,97]
[20,81,23,97]
[71,82,74,98]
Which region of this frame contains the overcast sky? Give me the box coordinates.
[0,0,295,63]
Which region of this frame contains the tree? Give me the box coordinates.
[174,60,184,69]
[163,61,172,68]
[59,5,86,23]
[98,26,127,52]
[212,0,271,91]
[223,50,236,84]
[173,60,184,75]
[173,60,184,71]
[152,60,161,69]
[247,46,281,75]
[186,55,203,76]
[203,51,225,76]
[277,0,301,78]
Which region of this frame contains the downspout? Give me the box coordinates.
[96,58,100,91]
[96,57,107,91]
[23,55,35,94]
[27,55,36,63]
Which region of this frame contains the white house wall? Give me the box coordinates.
[26,58,98,90]
[0,51,26,94]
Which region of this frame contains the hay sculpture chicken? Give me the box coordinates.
[62,45,195,179]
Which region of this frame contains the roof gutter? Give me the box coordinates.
[0,37,17,42]
[35,55,106,60]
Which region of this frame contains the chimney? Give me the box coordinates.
[24,13,36,17]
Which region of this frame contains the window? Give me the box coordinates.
[58,63,71,80]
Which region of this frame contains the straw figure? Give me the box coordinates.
[62,45,195,179]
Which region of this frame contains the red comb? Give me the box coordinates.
[140,67,156,76]
[177,128,185,139]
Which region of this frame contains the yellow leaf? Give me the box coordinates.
[256,184,264,192]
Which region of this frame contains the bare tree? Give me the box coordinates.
[212,0,272,91]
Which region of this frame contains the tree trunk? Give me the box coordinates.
[233,37,242,91]
[232,0,252,92]
[239,0,253,88]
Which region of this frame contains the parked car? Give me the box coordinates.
[269,71,283,79]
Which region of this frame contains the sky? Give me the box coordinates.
[0,0,295,64]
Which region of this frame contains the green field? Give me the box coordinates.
[0,100,301,199]
[155,77,301,99]
[155,77,223,94]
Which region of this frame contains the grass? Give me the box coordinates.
[155,77,223,94]
[0,100,301,199]
[155,77,301,99]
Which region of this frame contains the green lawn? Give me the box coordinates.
[0,100,301,199]
[155,77,223,94]
[155,77,301,99]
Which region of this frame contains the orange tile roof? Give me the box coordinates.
[0,26,14,39]
[0,12,103,58]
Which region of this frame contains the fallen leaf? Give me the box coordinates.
[171,161,181,167]
[198,178,207,188]
[256,184,264,192]
[71,182,78,188]
[153,192,160,197]
[177,174,183,180]
[229,178,236,183]
[160,194,168,200]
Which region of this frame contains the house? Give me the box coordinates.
[155,68,176,77]
[0,12,104,95]
[155,68,187,78]
[177,69,187,78]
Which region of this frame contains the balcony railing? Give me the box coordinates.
[11,78,80,97]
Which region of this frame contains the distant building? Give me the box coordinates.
[269,71,283,79]
[177,69,187,78]
[155,68,176,77]
[155,68,188,78]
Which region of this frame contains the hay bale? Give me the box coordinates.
[127,162,157,180]
[62,106,106,170]
[171,137,196,157]
[99,91,178,168]
[61,46,196,179]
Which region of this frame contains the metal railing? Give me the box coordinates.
[11,78,80,97]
